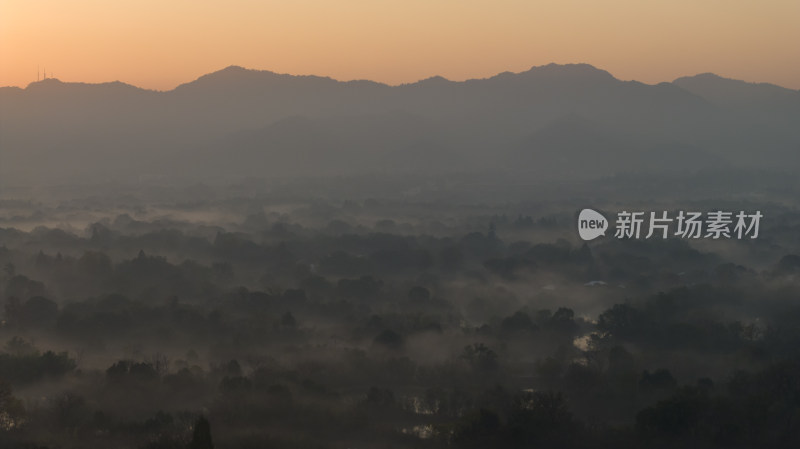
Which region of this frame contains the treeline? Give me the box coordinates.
[0,209,798,447]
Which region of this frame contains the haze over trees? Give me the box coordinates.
[0,64,799,448]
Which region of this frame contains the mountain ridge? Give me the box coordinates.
[3,63,714,92]
[2,63,798,185]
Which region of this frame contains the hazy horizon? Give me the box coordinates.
[3,0,800,90]
[4,62,799,93]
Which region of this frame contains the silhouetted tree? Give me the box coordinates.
[188,415,214,449]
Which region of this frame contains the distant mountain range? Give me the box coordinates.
[1,64,798,185]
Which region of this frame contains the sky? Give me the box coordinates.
[2,0,799,91]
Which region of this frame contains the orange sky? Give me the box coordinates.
[2,0,799,90]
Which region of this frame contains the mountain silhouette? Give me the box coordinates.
[1,64,798,184]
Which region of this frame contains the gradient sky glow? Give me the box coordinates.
[2,0,799,90]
